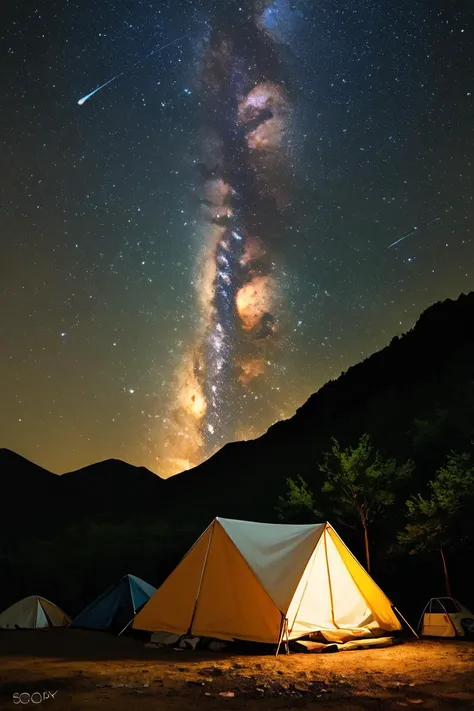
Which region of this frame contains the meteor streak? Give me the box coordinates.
[387,217,440,249]
[77,35,188,105]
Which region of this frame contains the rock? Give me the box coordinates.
[199,666,224,677]
[219,691,235,698]
[291,682,308,693]
[186,680,205,686]
[407,700,424,705]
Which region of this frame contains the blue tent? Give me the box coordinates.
[69,574,156,634]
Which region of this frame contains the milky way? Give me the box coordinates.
[161,0,294,474]
[2,0,473,476]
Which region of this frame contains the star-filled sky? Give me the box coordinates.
[1,0,473,477]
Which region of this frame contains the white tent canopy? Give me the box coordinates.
[0,596,70,629]
[134,518,402,644]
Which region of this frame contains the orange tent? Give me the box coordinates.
[133,518,402,644]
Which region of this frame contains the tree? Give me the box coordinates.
[319,434,413,573]
[276,476,319,524]
[399,451,474,597]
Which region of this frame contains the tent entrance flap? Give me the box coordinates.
[324,527,339,629]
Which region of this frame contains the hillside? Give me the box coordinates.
[0,450,62,538]
[163,291,474,526]
[0,452,164,537]
[60,459,165,519]
[2,291,474,533]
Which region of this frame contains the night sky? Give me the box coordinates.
[2,0,473,477]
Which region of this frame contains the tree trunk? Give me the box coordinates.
[362,521,371,574]
[440,547,452,598]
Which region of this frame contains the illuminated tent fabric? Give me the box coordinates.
[0,596,70,629]
[133,518,402,644]
[70,574,156,634]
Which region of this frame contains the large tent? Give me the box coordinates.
[133,518,403,645]
[0,596,70,629]
[70,574,156,635]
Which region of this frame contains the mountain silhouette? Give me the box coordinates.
[1,291,473,537]
[163,291,474,525]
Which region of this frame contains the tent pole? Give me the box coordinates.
[118,619,132,637]
[275,614,285,657]
[187,521,215,636]
[416,602,429,636]
[285,618,290,655]
[393,606,419,639]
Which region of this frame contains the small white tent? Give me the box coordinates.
[0,596,70,629]
[419,597,474,637]
[133,518,403,645]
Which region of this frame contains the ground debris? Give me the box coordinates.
[291,682,309,692]
[199,666,224,676]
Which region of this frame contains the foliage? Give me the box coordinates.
[319,434,413,529]
[276,476,319,524]
[276,434,413,572]
[399,451,474,555]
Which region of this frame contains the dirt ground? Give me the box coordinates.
[0,630,473,711]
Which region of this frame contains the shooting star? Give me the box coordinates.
[77,35,188,106]
[387,217,440,249]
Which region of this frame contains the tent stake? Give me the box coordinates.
[393,606,419,639]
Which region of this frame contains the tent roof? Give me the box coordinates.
[217,518,325,612]
[0,596,70,629]
[70,574,156,631]
[126,574,156,603]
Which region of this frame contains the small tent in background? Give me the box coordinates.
[419,597,474,638]
[69,574,156,635]
[133,518,404,649]
[0,596,70,629]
